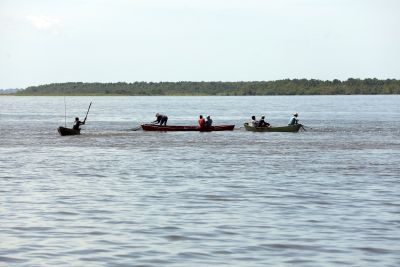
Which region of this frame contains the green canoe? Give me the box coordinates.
[244,122,302,132]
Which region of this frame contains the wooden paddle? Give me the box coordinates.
[300,124,312,131]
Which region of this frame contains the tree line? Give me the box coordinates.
[16,78,400,96]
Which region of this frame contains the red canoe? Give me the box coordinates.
[141,124,235,131]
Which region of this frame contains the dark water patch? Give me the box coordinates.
[329,260,354,265]
[68,248,111,255]
[234,256,260,262]
[356,247,394,254]
[0,256,26,263]
[177,251,210,258]
[103,220,140,225]
[141,259,172,265]
[203,194,238,202]
[215,229,239,236]
[213,250,234,255]
[45,211,79,216]
[284,259,315,264]
[79,256,116,262]
[85,231,108,236]
[0,256,28,264]
[164,235,199,241]
[263,243,322,251]
[309,200,333,205]
[114,253,143,259]
[12,226,53,231]
[86,216,114,221]
[381,202,400,207]
[151,226,181,231]
[306,219,322,223]
[363,258,385,262]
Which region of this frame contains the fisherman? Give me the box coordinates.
[73,117,85,130]
[288,112,299,125]
[198,115,206,128]
[250,115,258,127]
[153,113,168,126]
[205,115,213,127]
[258,115,270,127]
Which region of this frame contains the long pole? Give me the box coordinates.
[84,102,92,122]
[64,96,67,127]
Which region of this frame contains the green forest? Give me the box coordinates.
[16,78,400,96]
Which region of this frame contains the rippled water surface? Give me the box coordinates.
[1,96,400,266]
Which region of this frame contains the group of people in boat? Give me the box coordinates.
[71,112,299,131]
[149,112,298,129]
[198,115,213,128]
[249,112,299,128]
[151,113,213,129]
[250,115,271,127]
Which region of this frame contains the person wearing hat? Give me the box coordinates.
[288,112,299,125]
[72,117,85,130]
[153,113,168,126]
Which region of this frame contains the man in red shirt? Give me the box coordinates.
[198,115,206,128]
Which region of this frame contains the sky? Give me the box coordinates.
[0,0,399,88]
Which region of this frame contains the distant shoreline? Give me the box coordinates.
[4,93,400,97]
[7,79,400,96]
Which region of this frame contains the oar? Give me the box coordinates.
[300,124,311,131]
[130,126,142,131]
[83,102,92,123]
[130,121,157,131]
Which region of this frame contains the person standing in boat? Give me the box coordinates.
[257,115,270,127]
[153,113,168,126]
[198,115,206,128]
[73,117,85,131]
[205,115,213,128]
[288,113,299,125]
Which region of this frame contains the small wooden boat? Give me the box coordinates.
[141,124,235,132]
[244,122,302,132]
[58,102,92,136]
[58,126,80,136]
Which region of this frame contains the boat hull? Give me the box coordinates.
[244,123,302,132]
[58,126,80,136]
[141,124,235,132]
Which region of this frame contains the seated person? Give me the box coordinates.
[198,115,206,128]
[250,116,258,127]
[205,115,213,127]
[288,112,299,125]
[257,116,270,127]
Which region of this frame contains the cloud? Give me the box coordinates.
[26,15,60,30]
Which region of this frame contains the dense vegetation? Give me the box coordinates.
[17,79,400,96]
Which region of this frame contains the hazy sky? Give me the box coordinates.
[1,0,399,88]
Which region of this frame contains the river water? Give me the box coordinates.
[0,95,399,266]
